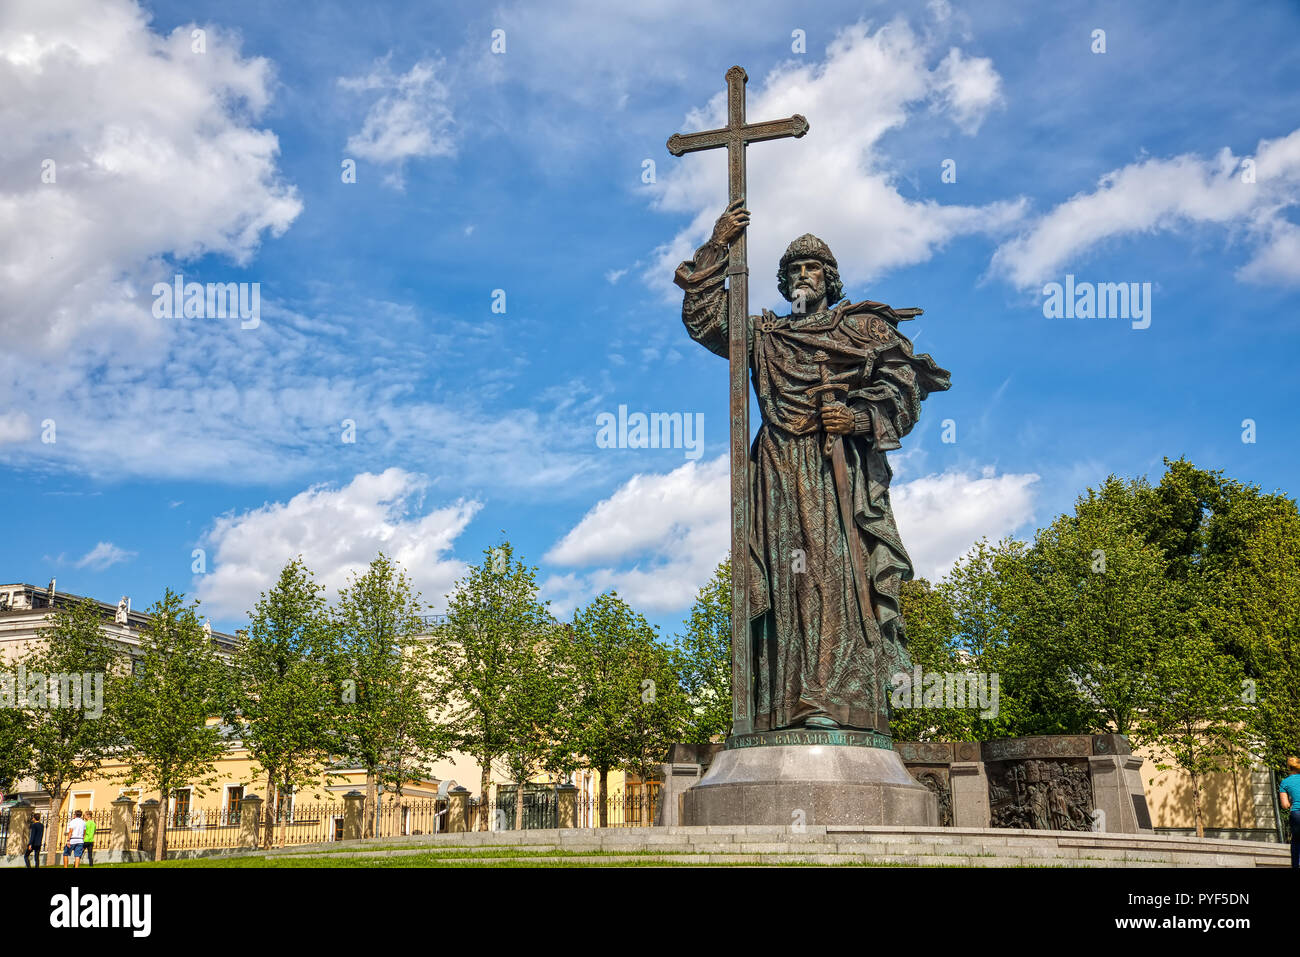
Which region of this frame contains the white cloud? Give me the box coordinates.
[547,456,728,566]
[0,292,609,487]
[932,47,1003,134]
[339,57,455,188]
[544,456,1038,615]
[486,0,766,112]
[544,457,729,614]
[891,467,1039,580]
[0,11,598,490]
[647,19,1026,306]
[990,128,1300,288]
[196,469,479,620]
[0,0,302,354]
[0,412,32,445]
[75,541,136,570]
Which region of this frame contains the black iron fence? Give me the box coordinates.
[575,791,660,828]
[14,790,662,856]
[466,789,660,830]
[147,803,346,850]
[473,790,558,830]
[364,797,448,838]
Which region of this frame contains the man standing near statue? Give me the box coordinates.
[674,199,951,737]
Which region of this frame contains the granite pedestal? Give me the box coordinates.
[680,735,938,827]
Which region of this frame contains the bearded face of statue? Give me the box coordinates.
[786,257,827,314]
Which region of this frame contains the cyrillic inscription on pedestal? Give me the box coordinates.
[728,728,893,750]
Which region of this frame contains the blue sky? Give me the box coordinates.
[2,0,1298,635]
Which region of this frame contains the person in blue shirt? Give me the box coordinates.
[1278,757,1300,868]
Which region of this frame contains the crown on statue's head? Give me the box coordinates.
[781,233,837,269]
[777,233,844,306]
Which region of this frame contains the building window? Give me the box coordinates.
[171,788,191,827]
[225,785,244,826]
[332,816,345,842]
[272,787,295,823]
[625,779,660,826]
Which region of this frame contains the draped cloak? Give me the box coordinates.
[675,246,951,733]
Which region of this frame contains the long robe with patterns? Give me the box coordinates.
[675,241,951,733]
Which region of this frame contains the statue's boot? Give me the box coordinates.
[803,715,839,729]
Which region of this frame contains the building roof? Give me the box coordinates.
[0,582,240,650]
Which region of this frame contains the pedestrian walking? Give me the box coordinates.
[24,811,44,869]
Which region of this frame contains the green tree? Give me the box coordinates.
[439,541,552,830]
[567,592,682,826]
[1212,502,1300,772]
[893,540,1066,742]
[0,708,30,798]
[1128,458,1222,579]
[115,590,228,860]
[1136,627,1253,838]
[673,557,732,743]
[618,636,687,821]
[1128,458,1300,776]
[331,553,447,837]
[892,576,971,741]
[227,557,339,847]
[496,630,576,830]
[18,598,121,864]
[1016,486,1189,737]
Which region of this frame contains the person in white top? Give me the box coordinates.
[63,810,87,868]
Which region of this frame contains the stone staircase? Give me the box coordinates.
[240,824,1289,867]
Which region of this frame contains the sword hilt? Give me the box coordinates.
[808,352,843,456]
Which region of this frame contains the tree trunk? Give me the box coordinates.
[479,763,491,832]
[599,767,609,828]
[278,777,289,848]
[47,788,66,867]
[364,773,376,838]
[262,770,275,849]
[1192,773,1204,839]
[514,775,525,832]
[155,787,167,862]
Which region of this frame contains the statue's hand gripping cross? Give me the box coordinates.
[666,66,808,736]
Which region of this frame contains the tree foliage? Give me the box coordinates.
[114,590,228,860]
[227,557,339,847]
[567,592,684,825]
[673,557,732,743]
[18,598,121,863]
[331,553,447,837]
[438,541,554,829]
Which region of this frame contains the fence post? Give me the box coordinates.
[138,799,162,859]
[556,785,578,829]
[5,800,33,856]
[342,791,365,842]
[239,794,263,848]
[447,786,469,833]
[109,795,136,854]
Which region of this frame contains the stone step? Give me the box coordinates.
[282,841,1216,869]
[335,851,1190,868]
[230,823,1291,868]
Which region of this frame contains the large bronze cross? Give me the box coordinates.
[667,66,808,736]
